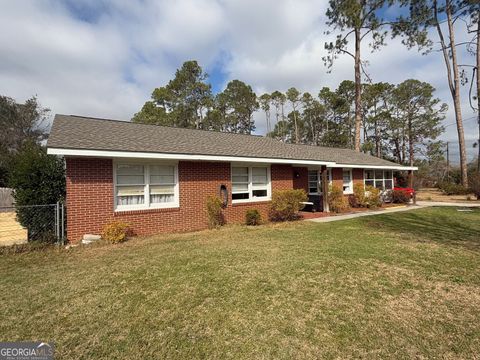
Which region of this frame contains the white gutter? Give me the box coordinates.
[332,163,418,171]
[47,148,337,167]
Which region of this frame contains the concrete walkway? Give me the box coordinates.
[307,201,480,223]
[416,200,480,207]
[307,205,427,223]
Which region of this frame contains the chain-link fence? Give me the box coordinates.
[0,203,65,246]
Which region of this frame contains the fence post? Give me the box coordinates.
[55,202,60,242]
[61,202,65,245]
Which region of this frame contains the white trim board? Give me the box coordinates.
[332,163,418,171]
[47,147,416,170]
[47,148,336,166]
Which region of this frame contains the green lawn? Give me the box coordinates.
[1,207,480,359]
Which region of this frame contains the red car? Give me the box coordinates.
[393,186,415,198]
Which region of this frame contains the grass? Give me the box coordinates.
[416,187,479,203]
[1,207,480,359]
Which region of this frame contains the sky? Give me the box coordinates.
[0,0,478,164]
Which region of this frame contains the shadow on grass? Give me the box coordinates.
[362,208,480,251]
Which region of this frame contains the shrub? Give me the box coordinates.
[245,209,262,225]
[437,181,470,196]
[348,194,359,208]
[328,185,350,213]
[101,221,130,244]
[391,189,410,204]
[8,142,65,242]
[364,185,382,208]
[352,183,366,207]
[269,189,307,222]
[206,195,225,228]
[469,173,480,200]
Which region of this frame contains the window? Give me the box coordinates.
[232,165,270,202]
[232,167,249,200]
[308,170,319,194]
[364,169,393,190]
[342,169,353,194]
[308,169,332,195]
[252,167,269,198]
[116,165,145,205]
[150,165,175,204]
[115,163,178,210]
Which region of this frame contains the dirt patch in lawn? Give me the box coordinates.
[417,187,479,203]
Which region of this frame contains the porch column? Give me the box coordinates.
[321,166,330,213]
[408,169,416,205]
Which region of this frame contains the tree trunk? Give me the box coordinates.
[408,117,414,167]
[354,27,362,152]
[292,105,299,143]
[438,0,468,186]
[394,138,401,163]
[374,103,380,157]
[477,13,480,173]
[266,110,271,134]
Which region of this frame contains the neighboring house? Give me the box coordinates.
[47,114,416,242]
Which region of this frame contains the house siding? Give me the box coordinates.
[65,158,293,242]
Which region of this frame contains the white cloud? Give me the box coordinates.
[0,0,477,162]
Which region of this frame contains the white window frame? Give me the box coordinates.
[363,169,394,190]
[308,169,332,195]
[231,164,271,204]
[342,169,353,194]
[113,160,179,211]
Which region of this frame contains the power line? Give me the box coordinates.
[443,115,478,128]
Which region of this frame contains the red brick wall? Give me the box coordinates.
[352,168,364,186]
[65,158,294,242]
[331,168,343,189]
[292,167,308,192]
[331,167,364,193]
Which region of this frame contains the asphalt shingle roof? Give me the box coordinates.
[47,114,407,168]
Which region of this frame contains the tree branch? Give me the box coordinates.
[338,48,356,59]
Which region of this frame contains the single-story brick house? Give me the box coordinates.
[47,115,417,242]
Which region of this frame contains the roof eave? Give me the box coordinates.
[46,147,337,167]
[332,163,418,171]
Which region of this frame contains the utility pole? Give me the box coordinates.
[446,141,450,181]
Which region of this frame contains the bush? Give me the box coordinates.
[364,185,382,208]
[8,142,65,242]
[328,185,350,213]
[352,183,366,207]
[391,189,410,204]
[437,181,470,196]
[101,221,130,244]
[269,189,307,222]
[206,195,225,228]
[348,194,359,208]
[245,209,262,225]
[469,173,480,200]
